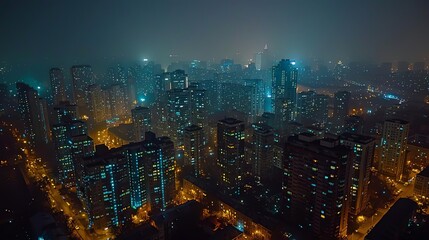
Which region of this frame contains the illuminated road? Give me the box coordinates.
[8,126,108,239]
[2,120,113,239]
[350,175,416,240]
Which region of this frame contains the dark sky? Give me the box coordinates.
[1,0,429,76]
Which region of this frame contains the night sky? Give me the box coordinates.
[1,0,429,83]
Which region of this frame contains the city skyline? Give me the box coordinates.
[1,1,429,240]
[1,0,429,85]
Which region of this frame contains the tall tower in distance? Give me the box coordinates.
[333,91,351,132]
[71,65,94,118]
[49,68,67,104]
[272,59,298,128]
[340,133,375,217]
[16,82,50,151]
[217,118,245,196]
[131,106,152,141]
[379,119,410,181]
[183,124,205,177]
[251,123,274,183]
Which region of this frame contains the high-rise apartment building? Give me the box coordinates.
[53,101,77,124]
[166,84,208,145]
[333,91,351,132]
[88,84,107,123]
[340,133,375,216]
[143,132,176,211]
[183,125,205,177]
[167,89,191,144]
[217,118,245,196]
[71,134,95,199]
[16,82,50,150]
[283,133,351,239]
[379,119,409,181]
[131,106,152,141]
[52,120,87,187]
[272,59,298,127]
[49,68,67,104]
[250,123,274,182]
[83,146,131,229]
[71,65,94,117]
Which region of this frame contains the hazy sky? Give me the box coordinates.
[1,0,429,76]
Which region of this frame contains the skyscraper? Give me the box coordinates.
[314,93,329,125]
[71,65,94,117]
[379,119,410,181]
[344,115,364,134]
[88,84,107,123]
[250,123,274,182]
[16,82,50,150]
[183,125,205,177]
[71,134,95,198]
[165,83,208,145]
[131,106,152,141]
[333,91,351,132]
[53,101,77,124]
[155,70,189,98]
[272,59,298,127]
[52,120,87,187]
[217,118,245,196]
[143,132,176,211]
[254,44,273,70]
[340,133,375,217]
[283,133,351,239]
[297,90,316,124]
[170,69,189,89]
[83,146,131,229]
[188,83,207,129]
[167,89,191,144]
[49,68,67,104]
[106,83,129,118]
[117,142,148,210]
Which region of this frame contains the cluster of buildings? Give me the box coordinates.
[10,53,427,239]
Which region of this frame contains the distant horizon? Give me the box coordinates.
[1,55,428,89]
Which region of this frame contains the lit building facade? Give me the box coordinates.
[143,132,176,211]
[83,148,131,230]
[49,67,67,104]
[283,133,351,240]
[340,133,375,216]
[16,82,50,151]
[131,106,152,141]
[71,134,95,199]
[217,118,245,196]
[250,123,274,182]
[52,120,87,187]
[71,65,94,118]
[183,125,205,177]
[333,91,351,132]
[272,59,298,127]
[379,119,409,181]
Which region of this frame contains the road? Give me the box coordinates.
[21,143,111,239]
[3,119,114,240]
[350,174,416,240]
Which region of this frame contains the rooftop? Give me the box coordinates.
[185,124,203,131]
[219,117,243,126]
[340,132,375,144]
[385,118,409,125]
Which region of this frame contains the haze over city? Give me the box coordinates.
[1,0,429,84]
[1,1,429,240]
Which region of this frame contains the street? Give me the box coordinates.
[350,174,416,240]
